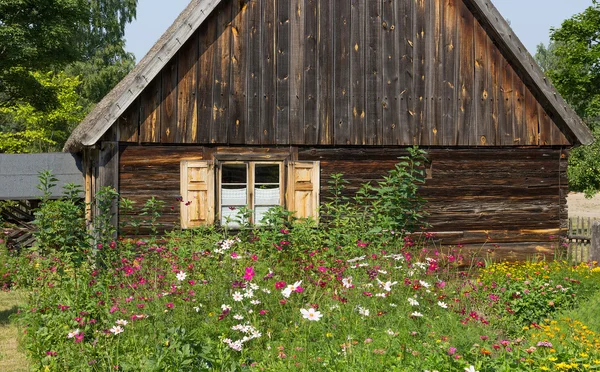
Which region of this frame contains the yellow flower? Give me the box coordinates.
[549,357,558,362]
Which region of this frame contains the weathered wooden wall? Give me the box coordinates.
[118,145,567,259]
[299,147,568,260]
[116,0,570,147]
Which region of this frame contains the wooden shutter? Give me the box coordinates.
[287,161,320,221]
[180,161,215,228]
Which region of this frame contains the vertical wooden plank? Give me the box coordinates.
[499,59,514,145]
[490,44,503,146]
[161,58,178,143]
[290,0,306,144]
[139,77,161,143]
[457,1,474,146]
[540,104,553,145]
[334,0,351,145]
[350,0,366,145]
[526,88,542,145]
[213,1,233,144]
[261,0,276,144]
[425,0,443,146]
[118,101,140,143]
[474,20,491,146]
[441,0,458,146]
[229,1,248,145]
[382,0,400,145]
[513,71,527,145]
[276,0,291,144]
[197,13,217,145]
[366,0,382,145]
[304,0,319,144]
[246,0,262,145]
[97,141,119,236]
[400,0,415,145]
[317,0,334,144]
[413,0,426,145]
[178,33,199,144]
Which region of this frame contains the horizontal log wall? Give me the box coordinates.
[118,145,568,260]
[299,147,568,260]
[119,146,204,234]
[116,0,570,147]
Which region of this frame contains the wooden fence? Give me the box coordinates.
[567,217,600,263]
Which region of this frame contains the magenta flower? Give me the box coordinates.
[243,267,255,281]
[275,281,286,289]
[448,347,457,355]
[166,302,174,309]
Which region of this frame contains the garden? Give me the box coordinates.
[1,150,600,371]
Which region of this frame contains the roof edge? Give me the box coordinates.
[464,0,594,146]
[63,0,225,152]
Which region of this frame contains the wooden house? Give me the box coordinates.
[64,0,594,260]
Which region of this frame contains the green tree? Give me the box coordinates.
[0,0,138,152]
[535,1,600,197]
[0,71,87,153]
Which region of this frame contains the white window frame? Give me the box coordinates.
[217,161,285,227]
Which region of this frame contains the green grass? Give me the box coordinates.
[0,291,27,372]
[558,289,600,333]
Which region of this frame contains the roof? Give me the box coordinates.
[64,0,594,151]
[0,153,84,200]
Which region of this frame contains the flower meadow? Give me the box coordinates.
[2,153,600,371]
[3,229,600,371]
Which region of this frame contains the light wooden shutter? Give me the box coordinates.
[287,161,320,221]
[180,161,215,228]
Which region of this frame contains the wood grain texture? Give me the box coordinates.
[112,0,580,149]
[229,0,248,145]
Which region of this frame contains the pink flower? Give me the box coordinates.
[251,255,258,261]
[317,266,327,273]
[243,267,255,281]
[448,347,457,355]
[295,286,304,293]
[166,303,174,309]
[74,333,84,343]
[275,281,286,289]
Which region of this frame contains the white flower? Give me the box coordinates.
[233,314,244,320]
[357,306,370,317]
[300,308,323,321]
[262,288,271,294]
[243,289,254,298]
[375,293,387,297]
[109,326,124,335]
[410,311,423,317]
[464,366,478,372]
[116,319,128,326]
[221,304,232,311]
[282,281,302,298]
[176,271,187,281]
[408,297,419,306]
[232,292,244,302]
[249,283,259,290]
[67,329,80,339]
[389,303,397,307]
[229,340,243,351]
[419,280,430,288]
[377,270,388,274]
[250,299,261,305]
[342,276,353,288]
[437,301,448,309]
[193,306,201,312]
[377,278,398,292]
[386,329,396,336]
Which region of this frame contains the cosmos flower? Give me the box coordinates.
[300,308,322,321]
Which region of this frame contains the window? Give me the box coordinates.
[219,162,284,227]
[180,159,319,229]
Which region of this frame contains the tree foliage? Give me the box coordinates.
[0,72,87,153]
[535,1,600,197]
[0,0,138,152]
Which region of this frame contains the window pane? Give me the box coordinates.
[221,186,247,205]
[255,186,280,205]
[255,164,279,184]
[221,206,244,228]
[255,206,276,224]
[222,164,247,184]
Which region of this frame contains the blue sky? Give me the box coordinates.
[125,0,593,63]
